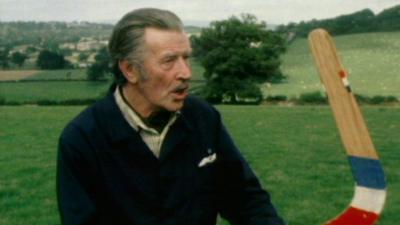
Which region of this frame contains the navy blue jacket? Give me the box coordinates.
[57,94,285,225]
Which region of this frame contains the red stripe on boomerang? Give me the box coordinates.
[339,70,347,78]
[325,207,379,225]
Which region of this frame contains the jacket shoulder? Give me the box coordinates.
[183,96,219,118]
[59,95,113,141]
[181,96,222,136]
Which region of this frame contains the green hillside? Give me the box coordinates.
[1,32,399,104]
[277,5,400,37]
[264,31,400,99]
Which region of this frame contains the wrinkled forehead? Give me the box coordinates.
[143,27,191,56]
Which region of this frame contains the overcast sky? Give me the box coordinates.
[0,0,399,26]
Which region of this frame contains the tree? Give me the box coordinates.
[0,47,10,69]
[191,14,286,103]
[11,52,28,68]
[375,5,400,31]
[26,46,37,54]
[36,50,68,69]
[41,38,61,53]
[87,47,111,81]
[78,52,89,62]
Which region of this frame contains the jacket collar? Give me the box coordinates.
[94,93,194,148]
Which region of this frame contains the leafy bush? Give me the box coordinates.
[265,95,288,102]
[36,50,70,69]
[355,94,399,104]
[0,100,22,106]
[87,47,111,81]
[36,98,99,106]
[0,96,5,105]
[370,95,398,104]
[297,91,327,104]
[354,94,369,104]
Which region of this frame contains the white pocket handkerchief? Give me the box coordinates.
[198,153,217,167]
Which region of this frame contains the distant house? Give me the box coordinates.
[87,53,97,63]
[11,45,30,53]
[78,62,90,68]
[60,38,108,52]
[250,42,262,48]
[60,43,76,50]
[76,39,108,51]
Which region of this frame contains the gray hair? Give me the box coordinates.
[108,8,184,87]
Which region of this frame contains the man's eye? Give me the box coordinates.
[163,57,176,63]
[161,58,175,69]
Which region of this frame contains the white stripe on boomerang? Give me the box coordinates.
[350,186,386,214]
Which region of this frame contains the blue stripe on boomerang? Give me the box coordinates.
[348,156,386,189]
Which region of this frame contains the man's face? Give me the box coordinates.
[137,28,192,114]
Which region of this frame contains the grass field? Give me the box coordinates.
[0,70,40,81]
[22,69,88,80]
[0,105,399,225]
[265,32,400,99]
[1,32,399,103]
[0,31,398,224]
[0,81,110,103]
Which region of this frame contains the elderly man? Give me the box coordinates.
[57,8,285,225]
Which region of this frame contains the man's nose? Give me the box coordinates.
[176,58,191,80]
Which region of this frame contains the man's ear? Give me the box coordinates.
[119,60,139,84]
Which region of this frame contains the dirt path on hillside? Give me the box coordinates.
[0,70,40,81]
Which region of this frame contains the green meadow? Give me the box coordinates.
[0,31,399,225]
[1,32,400,103]
[0,105,399,225]
[22,69,88,80]
[265,32,400,99]
[0,81,109,103]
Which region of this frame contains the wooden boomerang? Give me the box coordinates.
[309,29,386,225]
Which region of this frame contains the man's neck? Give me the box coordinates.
[121,84,157,119]
[120,85,173,133]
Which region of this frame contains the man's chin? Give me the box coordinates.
[164,99,185,112]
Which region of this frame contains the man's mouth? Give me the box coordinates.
[171,84,189,99]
